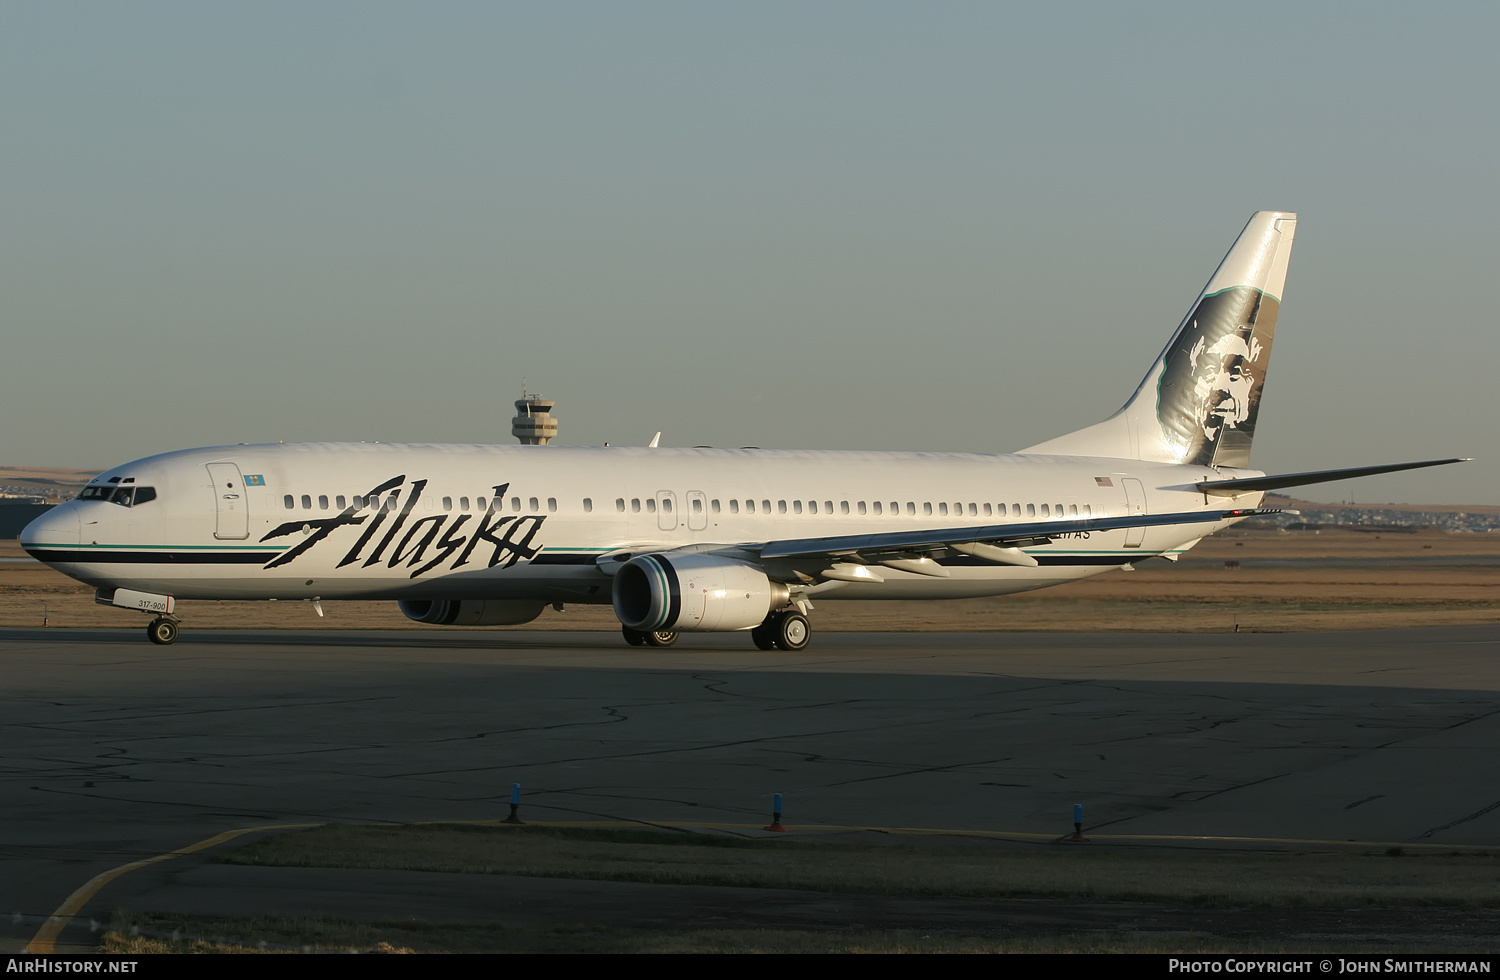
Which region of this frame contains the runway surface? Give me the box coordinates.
[3,624,1498,949]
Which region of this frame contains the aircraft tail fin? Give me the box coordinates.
[1023,211,1297,466]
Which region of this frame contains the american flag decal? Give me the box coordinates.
[1094,477,1114,487]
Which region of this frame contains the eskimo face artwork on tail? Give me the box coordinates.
[1156,286,1279,468]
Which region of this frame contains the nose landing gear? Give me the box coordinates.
[147,618,180,645]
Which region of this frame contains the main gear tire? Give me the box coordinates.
[750,621,778,650]
[774,612,810,651]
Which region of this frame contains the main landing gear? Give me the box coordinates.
[621,626,679,648]
[751,610,811,651]
[146,618,180,645]
[620,612,811,651]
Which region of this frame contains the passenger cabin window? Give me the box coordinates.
[711,499,720,513]
[318,495,329,510]
[301,495,312,509]
[924,502,933,516]
[529,497,539,512]
[646,499,657,513]
[548,498,557,512]
[1027,504,1036,516]
[632,498,641,512]
[729,500,740,514]
[762,500,771,513]
[459,497,469,511]
[692,498,703,513]
[616,498,625,512]
[583,498,592,513]
[511,497,521,511]
[284,495,295,509]
[476,497,486,511]
[938,503,948,516]
[442,497,452,511]
[983,503,992,516]
[824,500,833,513]
[778,500,787,514]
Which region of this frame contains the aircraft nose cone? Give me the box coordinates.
[21,503,80,551]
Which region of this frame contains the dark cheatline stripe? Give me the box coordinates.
[27,549,281,565]
[531,553,595,565]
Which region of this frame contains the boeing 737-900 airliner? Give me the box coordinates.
[22,212,1464,648]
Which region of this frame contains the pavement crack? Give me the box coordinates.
[1411,798,1500,841]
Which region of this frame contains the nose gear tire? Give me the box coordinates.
[147,619,179,645]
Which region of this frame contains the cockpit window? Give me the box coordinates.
[78,485,155,506]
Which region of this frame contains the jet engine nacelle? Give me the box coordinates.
[398,599,546,627]
[613,553,788,632]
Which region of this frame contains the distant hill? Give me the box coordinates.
[0,465,97,502]
[1266,494,1500,517]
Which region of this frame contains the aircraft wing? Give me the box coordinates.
[755,506,1287,567]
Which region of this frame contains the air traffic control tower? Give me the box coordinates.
[512,392,558,445]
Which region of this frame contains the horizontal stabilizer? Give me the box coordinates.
[1197,458,1469,496]
[758,507,1287,561]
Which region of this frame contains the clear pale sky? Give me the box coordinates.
[3,2,1495,504]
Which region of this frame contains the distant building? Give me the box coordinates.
[512,392,558,445]
[0,500,52,539]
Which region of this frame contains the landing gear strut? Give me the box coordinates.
[752,610,811,651]
[146,618,179,645]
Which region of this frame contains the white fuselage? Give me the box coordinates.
[22,442,1260,604]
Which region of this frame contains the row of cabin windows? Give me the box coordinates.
[281,493,1092,520]
[284,494,559,513]
[604,498,1091,518]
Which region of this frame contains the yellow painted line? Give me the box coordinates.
[27,823,318,954]
[30,817,1494,952]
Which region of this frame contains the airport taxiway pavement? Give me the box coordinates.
[3,625,1498,949]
